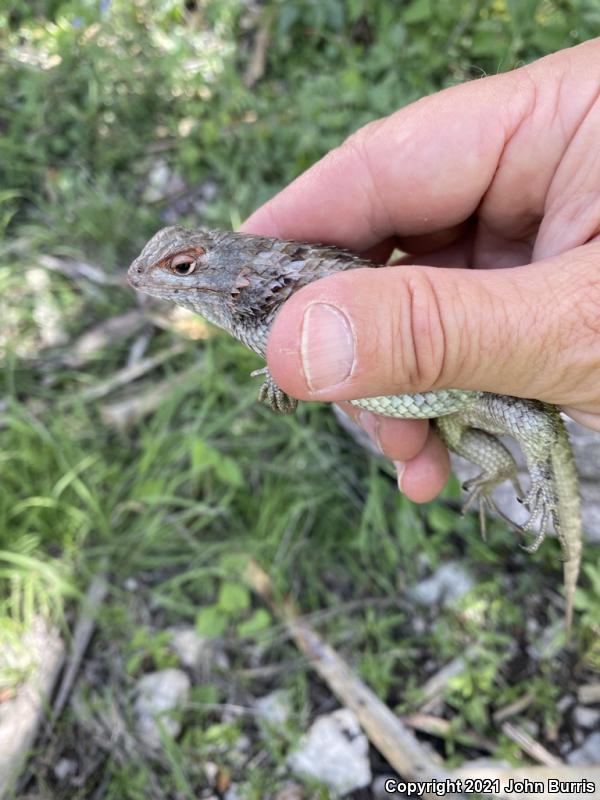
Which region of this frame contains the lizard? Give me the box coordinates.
[128,225,582,635]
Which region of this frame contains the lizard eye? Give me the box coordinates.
[170,254,197,276]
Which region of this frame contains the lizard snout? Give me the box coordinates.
[127,262,144,288]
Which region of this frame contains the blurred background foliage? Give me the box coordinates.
[3,0,600,259]
[1,1,600,797]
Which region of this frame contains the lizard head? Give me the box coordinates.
[128,224,366,353]
[128,225,263,330]
[129,226,226,304]
[128,225,314,335]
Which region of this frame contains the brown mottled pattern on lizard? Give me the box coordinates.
[128,226,583,634]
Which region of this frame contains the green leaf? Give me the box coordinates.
[426,504,458,534]
[403,0,432,25]
[532,25,573,53]
[278,4,299,35]
[191,439,218,471]
[439,473,461,500]
[192,683,220,705]
[237,608,272,637]
[196,606,227,638]
[469,28,509,60]
[217,582,250,614]
[214,456,244,488]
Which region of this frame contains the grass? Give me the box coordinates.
[2,0,600,797]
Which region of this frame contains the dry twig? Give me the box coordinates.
[500,721,562,767]
[51,567,109,724]
[77,342,185,402]
[99,362,200,430]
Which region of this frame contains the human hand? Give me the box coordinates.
[240,39,600,503]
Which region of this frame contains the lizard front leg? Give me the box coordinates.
[251,366,298,414]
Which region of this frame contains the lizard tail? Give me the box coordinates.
[550,417,582,638]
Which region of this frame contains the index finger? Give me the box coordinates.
[240,71,530,251]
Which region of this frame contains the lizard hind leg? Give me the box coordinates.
[251,366,298,415]
[434,417,523,541]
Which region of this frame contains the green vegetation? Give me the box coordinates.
[2,1,600,797]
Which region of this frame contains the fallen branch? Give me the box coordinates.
[0,618,65,800]
[417,654,470,714]
[77,342,185,402]
[500,721,562,767]
[51,567,109,724]
[66,310,146,367]
[244,19,270,88]
[492,693,534,724]
[99,362,200,430]
[38,254,125,287]
[402,712,496,753]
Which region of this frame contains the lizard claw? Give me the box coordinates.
[461,475,525,541]
[252,367,298,415]
[459,460,561,556]
[516,464,561,554]
[461,480,488,540]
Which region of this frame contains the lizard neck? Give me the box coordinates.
[173,292,235,333]
[178,292,271,359]
[232,315,271,358]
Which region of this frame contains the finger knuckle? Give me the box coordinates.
[387,268,450,392]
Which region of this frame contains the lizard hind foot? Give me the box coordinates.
[517,465,560,554]
[251,367,298,415]
[517,500,551,554]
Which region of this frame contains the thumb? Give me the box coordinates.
[266,247,599,407]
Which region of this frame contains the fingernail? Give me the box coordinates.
[301,302,355,391]
[358,411,383,453]
[394,461,405,492]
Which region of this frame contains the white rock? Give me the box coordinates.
[169,627,213,671]
[526,620,564,661]
[288,708,371,795]
[255,690,291,728]
[566,731,600,765]
[556,694,575,713]
[204,761,219,785]
[168,626,229,672]
[228,734,252,768]
[134,668,190,749]
[410,561,474,607]
[142,159,186,203]
[53,757,76,781]
[573,728,585,746]
[573,705,600,730]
